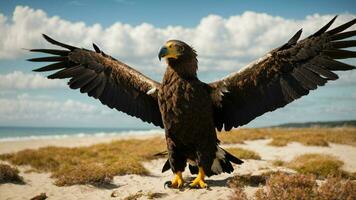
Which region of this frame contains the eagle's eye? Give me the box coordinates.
[176,45,184,53]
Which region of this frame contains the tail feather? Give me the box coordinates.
[223,149,244,165]
[219,158,234,173]
[160,146,244,175]
[211,146,243,175]
[162,159,171,173]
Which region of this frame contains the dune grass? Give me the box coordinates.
[228,173,273,188]
[122,191,168,200]
[226,147,261,160]
[272,159,285,166]
[0,138,166,186]
[218,127,356,147]
[255,173,318,200]
[317,176,356,200]
[253,173,356,200]
[230,172,356,200]
[286,153,353,179]
[0,163,24,184]
[1,127,355,187]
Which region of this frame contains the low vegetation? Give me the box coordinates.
[230,173,356,200]
[226,147,261,160]
[317,176,356,200]
[272,159,285,166]
[228,172,277,188]
[230,186,248,200]
[0,138,165,186]
[0,163,24,184]
[1,127,355,188]
[254,173,356,200]
[286,153,353,179]
[254,173,318,200]
[122,191,168,200]
[218,127,356,147]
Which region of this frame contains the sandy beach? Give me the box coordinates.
[0,133,355,200]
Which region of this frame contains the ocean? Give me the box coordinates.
[0,126,163,141]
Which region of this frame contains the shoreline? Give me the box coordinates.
[0,131,164,154]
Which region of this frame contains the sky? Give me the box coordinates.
[0,0,355,129]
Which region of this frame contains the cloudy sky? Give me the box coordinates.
[0,0,355,128]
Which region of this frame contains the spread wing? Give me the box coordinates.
[209,16,356,131]
[29,34,163,127]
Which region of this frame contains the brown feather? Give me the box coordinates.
[29,35,163,128]
[209,17,355,130]
[331,30,356,41]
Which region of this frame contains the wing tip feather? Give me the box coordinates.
[41,33,76,50]
[311,15,337,37]
[93,43,101,53]
[327,17,356,35]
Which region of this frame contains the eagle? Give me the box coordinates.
[29,16,356,189]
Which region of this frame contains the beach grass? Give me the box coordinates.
[226,147,261,160]
[0,138,166,186]
[218,127,356,147]
[230,172,356,200]
[252,173,356,200]
[0,163,24,184]
[286,153,353,179]
[1,127,355,187]
[272,159,285,166]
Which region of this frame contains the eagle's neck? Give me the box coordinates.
[166,56,198,80]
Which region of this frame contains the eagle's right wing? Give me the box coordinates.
[209,17,356,131]
[29,34,163,127]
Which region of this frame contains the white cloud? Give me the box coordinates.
[0,93,101,121]
[0,93,156,128]
[0,71,65,89]
[0,6,355,72]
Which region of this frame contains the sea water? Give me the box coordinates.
[0,126,163,141]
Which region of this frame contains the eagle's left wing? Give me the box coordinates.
[209,16,356,131]
[29,34,163,127]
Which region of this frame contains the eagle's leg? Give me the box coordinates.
[189,167,208,188]
[164,171,184,189]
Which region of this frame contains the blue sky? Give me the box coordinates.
[1,0,356,27]
[0,0,355,128]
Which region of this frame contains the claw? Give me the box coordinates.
[164,181,172,189]
[189,180,208,189]
[189,167,208,189]
[164,171,184,189]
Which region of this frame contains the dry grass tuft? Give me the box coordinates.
[146,192,168,199]
[254,173,318,200]
[318,176,356,200]
[123,191,144,200]
[0,138,165,186]
[226,147,261,160]
[228,171,289,188]
[0,163,24,184]
[253,173,356,200]
[218,127,356,147]
[286,153,351,179]
[272,160,285,166]
[123,191,167,200]
[230,186,248,200]
[228,174,267,188]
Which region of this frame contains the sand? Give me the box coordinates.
[0,135,355,200]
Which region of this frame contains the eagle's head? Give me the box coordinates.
[158,40,197,64]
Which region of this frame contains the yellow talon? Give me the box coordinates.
[189,167,208,188]
[169,171,184,188]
